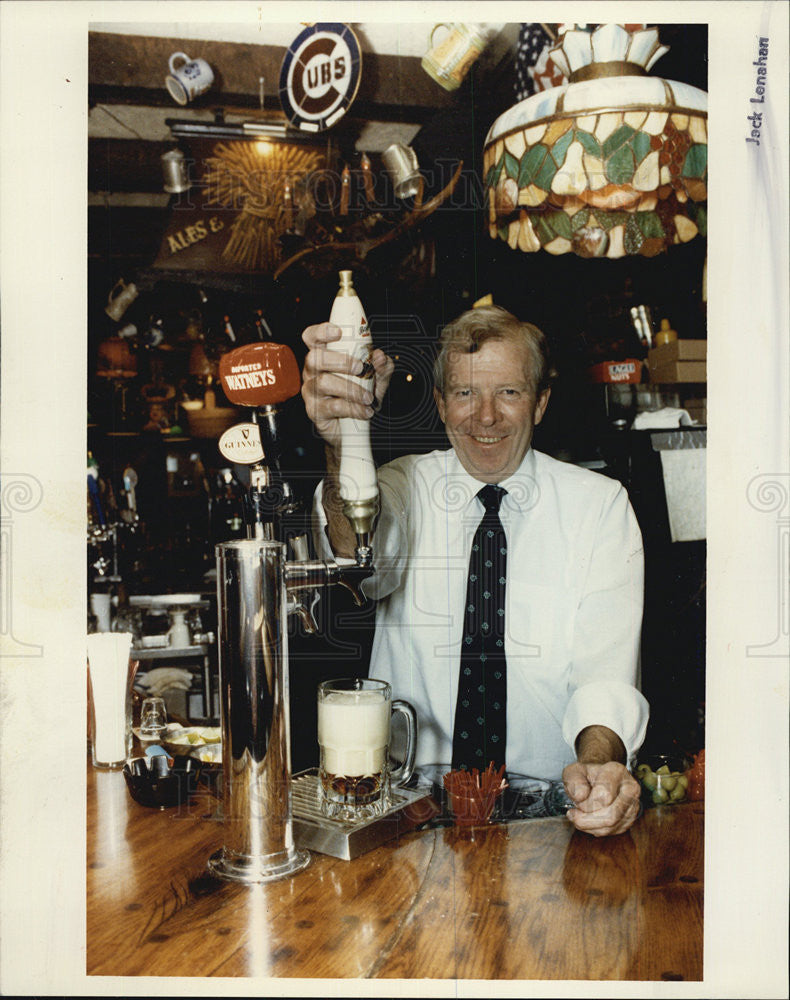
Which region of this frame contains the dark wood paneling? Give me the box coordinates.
[88,205,169,262]
[89,139,174,193]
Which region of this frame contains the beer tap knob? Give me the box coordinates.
[218,342,302,421]
[217,341,303,536]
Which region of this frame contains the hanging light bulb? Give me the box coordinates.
[483,24,707,259]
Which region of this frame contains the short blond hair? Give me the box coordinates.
[433,305,555,397]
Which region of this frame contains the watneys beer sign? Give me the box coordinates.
[218,343,302,408]
[279,23,362,132]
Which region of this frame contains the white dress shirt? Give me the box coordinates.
[314,446,648,780]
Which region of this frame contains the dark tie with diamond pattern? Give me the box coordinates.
[451,484,508,772]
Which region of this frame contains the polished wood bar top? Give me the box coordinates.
[87,762,703,981]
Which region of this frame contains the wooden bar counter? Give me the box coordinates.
[87,762,703,981]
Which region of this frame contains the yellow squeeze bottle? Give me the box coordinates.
[656,318,678,347]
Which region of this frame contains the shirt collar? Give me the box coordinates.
[499,448,540,513]
[441,447,540,514]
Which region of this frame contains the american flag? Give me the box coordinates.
[514,23,567,101]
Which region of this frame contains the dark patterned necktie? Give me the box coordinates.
[451,484,508,772]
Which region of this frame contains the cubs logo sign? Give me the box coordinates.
[279,23,362,132]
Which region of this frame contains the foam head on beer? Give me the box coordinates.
[218,342,302,408]
[318,686,390,778]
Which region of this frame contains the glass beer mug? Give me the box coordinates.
[317,678,416,821]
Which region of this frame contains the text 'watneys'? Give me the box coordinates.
[224,369,276,390]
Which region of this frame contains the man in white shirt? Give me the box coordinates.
[301,305,647,836]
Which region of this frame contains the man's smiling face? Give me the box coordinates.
[434,337,550,484]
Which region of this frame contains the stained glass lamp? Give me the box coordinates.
[483,24,708,258]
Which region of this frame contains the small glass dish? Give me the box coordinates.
[444,766,508,826]
[161,723,221,756]
[635,754,691,806]
[411,764,555,826]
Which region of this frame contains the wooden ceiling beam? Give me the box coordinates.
[89,31,454,120]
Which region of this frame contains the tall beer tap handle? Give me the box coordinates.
[218,341,301,466]
[218,342,303,534]
[218,342,302,409]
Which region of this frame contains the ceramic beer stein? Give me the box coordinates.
[421,23,491,91]
[105,279,138,322]
[165,52,214,105]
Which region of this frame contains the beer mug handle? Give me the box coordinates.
[108,279,124,303]
[390,699,417,785]
[430,24,452,47]
[169,52,190,73]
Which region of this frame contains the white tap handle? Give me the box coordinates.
[326,272,377,504]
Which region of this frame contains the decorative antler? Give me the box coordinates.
[274,160,464,279]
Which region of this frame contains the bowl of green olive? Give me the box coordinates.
[635,755,691,806]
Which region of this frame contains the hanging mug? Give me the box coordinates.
[161,149,191,194]
[105,279,138,322]
[381,144,421,200]
[165,52,214,106]
[421,23,491,91]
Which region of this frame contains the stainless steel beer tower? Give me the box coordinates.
[208,539,310,882]
[208,536,371,882]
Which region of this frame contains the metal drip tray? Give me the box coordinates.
[292,769,434,860]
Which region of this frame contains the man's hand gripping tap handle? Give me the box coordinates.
[322,269,380,569]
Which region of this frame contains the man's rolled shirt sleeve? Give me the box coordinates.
[561,483,648,764]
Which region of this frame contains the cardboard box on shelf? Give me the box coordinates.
[647,339,707,366]
[648,359,707,383]
[587,359,643,384]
